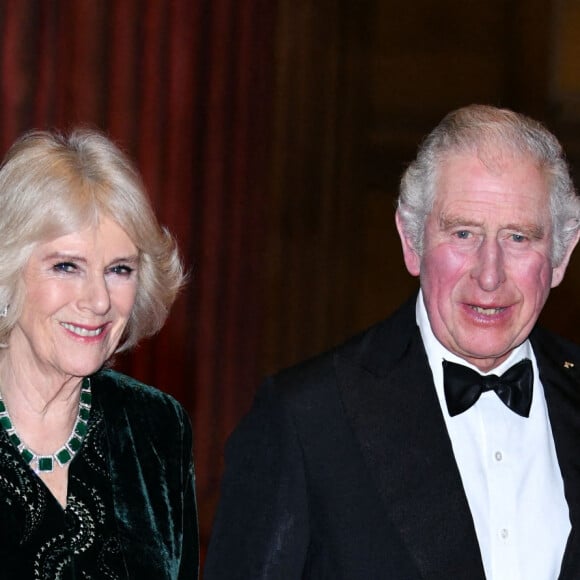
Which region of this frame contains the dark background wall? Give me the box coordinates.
[2,0,580,562]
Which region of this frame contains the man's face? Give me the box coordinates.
[397,152,577,372]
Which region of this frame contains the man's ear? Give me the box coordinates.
[551,228,580,288]
[395,210,421,277]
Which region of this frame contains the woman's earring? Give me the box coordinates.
[0,305,8,318]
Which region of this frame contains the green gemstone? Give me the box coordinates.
[56,448,72,465]
[21,448,34,463]
[0,376,91,472]
[74,422,87,437]
[8,433,21,447]
[38,457,53,472]
[68,436,82,452]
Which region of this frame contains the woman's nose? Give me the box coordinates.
[78,275,111,314]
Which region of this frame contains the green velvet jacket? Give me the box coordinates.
[0,368,198,578]
[92,368,199,578]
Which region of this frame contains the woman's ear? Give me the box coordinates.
[395,210,421,277]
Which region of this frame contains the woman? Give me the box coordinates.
[0,129,198,578]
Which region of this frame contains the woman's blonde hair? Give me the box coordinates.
[0,128,185,351]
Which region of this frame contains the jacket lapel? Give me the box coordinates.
[532,330,580,579]
[336,302,486,579]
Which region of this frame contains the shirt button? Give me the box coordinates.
[500,528,509,540]
[494,451,503,461]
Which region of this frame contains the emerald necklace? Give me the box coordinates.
[0,377,92,473]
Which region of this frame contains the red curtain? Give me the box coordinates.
[0,0,276,547]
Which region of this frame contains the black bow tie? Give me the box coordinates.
[442,358,533,417]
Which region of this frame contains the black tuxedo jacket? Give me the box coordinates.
[205,297,580,579]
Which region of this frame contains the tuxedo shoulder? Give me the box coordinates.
[269,298,416,403]
[531,325,580,366]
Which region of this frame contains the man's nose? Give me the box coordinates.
[471,238,506,291]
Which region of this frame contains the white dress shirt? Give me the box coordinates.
[416,290,570,580]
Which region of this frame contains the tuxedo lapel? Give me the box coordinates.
[532,330,580,579]
[335,308,486,579]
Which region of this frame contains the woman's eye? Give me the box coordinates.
[110,264,134,276]
[53,262,77,273]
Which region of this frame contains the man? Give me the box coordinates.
[204,105,580,579]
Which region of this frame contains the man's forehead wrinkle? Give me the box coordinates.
[439,148,547,195]
[474,143,540,175]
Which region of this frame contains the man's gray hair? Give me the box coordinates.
[397,104,580,265]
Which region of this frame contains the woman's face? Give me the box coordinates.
[9,217,139,384]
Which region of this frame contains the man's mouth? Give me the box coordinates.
[470,305,505,315]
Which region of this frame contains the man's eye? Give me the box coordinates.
[511,233,526,243]
[454,230,471,239]
[53,262,77,273]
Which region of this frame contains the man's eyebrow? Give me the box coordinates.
[438,215,545,239]
[504,223,545,239]
[439,215,482,230]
